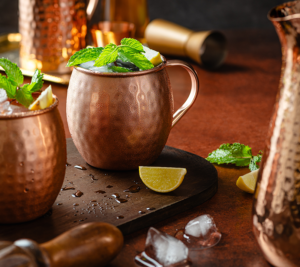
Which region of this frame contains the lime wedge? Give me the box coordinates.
[236,169,259,193]
[29,85,53,110]
[139,166,187,193]
[143,46,163,66]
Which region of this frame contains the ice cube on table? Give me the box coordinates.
[135,227,190,267]
[174,215,221,250]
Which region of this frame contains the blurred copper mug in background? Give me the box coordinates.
[19,0,99,74]
[67,57,199,170]
[91,21,135,47]
[145,19,227,69]
[0,98,66,223]
[100,0,149,43]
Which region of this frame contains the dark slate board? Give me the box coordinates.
[0,139,218,242]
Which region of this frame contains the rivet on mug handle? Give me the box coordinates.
[166,60,199,127]
[87,0,99,21]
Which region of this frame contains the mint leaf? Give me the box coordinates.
[121,38,144,52]
[249,153,262,171]
[94,44,119,67]
[67,47,103,67]
[119,47,153,70]
[206,143,253,167]
[0,75,16,98]
[109,66,133,73]
[25,69,44,92]
[0,58,23,86]
[16,85,33,108]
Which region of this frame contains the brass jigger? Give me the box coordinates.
[0,222,123,267]
[145,19,227,69]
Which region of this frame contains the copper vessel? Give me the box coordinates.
[100,0,149,43]
[19,0,99,74]
[253,2,300,266]
[91,21,135,47]
[0,98,66,223]
[145,19,227,69]
[67,57,199,170]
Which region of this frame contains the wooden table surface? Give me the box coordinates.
[12,29,282,266]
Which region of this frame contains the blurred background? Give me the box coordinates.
[0,0,284,34]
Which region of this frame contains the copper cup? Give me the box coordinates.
[67,57,199,170]
[0,98,66,223]
[91,21,136,47]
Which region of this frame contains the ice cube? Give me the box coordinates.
[78,61,96,69]
[0,101,12,115]
[0,89,7,103]
[174,215,221,250]
[135,227,190,267]
[89,65,114,73]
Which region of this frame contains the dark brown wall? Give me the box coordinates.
[0,0,284,34]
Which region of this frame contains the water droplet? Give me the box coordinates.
[66,162,71,166]
[74,165,87,170]
[61,186,75,191]
[90,200,97,202]
[24,188,29,193]
[139,211,146,214]
[146,207,155,211]
[117,216,124,219]
[31,169,34,174]
[79,219,84,222]
[95,190,106,194]
[92,204,97,207]
[73,203,79,206]
[106,185,113,188]
[57,203,63,205]
[124,185,140,193]
[72,190,83,197]
[20,162,24,167]
[112,193,120,198]
[115,198,128,203]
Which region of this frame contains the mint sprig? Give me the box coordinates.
[206,143,262,171]
[109,66,133,73]
[67,38,154,71]
[0,58,44,108]
[67,47,103,67]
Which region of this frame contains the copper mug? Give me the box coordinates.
[19,0,99,74]
[67,57,199,170]
[0,98,66,223]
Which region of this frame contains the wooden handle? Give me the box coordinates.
[40,222,123,267]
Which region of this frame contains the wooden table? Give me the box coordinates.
[6,29,282,266]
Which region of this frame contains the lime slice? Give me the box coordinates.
[143,46,163,66]
[29,85,53,110]
[139,166,187,193]
[236,169,259,193]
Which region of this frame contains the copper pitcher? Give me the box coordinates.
[253,1,300,266]
[19,0,99,74]
[0,98,66,223]
[66,57,199,170]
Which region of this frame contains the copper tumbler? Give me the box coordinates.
[67,57,199,170]
[19,0,99,74]
[0,98,66,223]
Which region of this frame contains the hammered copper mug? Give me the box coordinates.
[67,57,199,170]
[0,97,66,223]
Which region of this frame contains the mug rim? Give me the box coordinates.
[0,96,59,119]
[268,1,300,22]
[74,56,167,77]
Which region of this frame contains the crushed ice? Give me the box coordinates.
[0,89,12,115]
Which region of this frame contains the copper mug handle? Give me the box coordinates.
[166,60,199,127]
[87,0,99,21]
